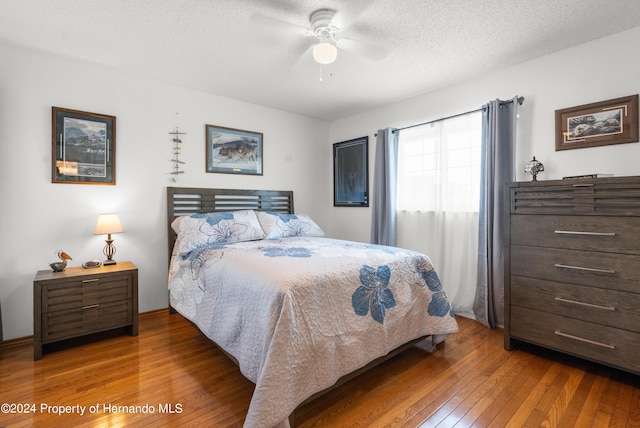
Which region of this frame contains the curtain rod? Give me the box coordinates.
[376,96,524,136]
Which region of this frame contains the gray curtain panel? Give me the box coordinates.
[370,128,399,246]
[473,96,520,328]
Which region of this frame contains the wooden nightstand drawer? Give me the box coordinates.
[43,300,133,342]
[33,261,138,360]
[42,275,133,313]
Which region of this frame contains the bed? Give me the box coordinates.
[167,187,459,428]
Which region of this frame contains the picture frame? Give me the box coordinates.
[52,107,116,184]
[206,124,263,175]
[333,136,369,207]
[555,94,639,151]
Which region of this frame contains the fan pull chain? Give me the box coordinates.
[319,65,333,82]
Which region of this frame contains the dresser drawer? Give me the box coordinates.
[511,245,640,293]
[42,274,133,313]
[511,276,640,332]
[510,178,640,216]
[511,215,640,254]
[511,306,640,374]
[42,300,133,342]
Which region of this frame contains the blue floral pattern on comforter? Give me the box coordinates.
[169,236,458,428]
[352,265,396,324]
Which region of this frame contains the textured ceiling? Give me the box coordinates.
[1,0,639,121]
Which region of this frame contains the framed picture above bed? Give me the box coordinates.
[52,107,116,185]
[555,94,639,151]
[333,136,369,207]
[205,124,263,175]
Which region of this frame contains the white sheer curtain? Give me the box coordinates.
[396,112,482,317]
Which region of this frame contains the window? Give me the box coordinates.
[397,111,482,213]
[395,111,482,317]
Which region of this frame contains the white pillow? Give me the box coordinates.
[256,211,324,239]
[171,210,265,254]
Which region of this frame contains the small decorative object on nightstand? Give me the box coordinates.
[82,260,102,269]
[49,250,72,272]
[524,156,544,181]
[94,213,124,265]
[33,261,138,360]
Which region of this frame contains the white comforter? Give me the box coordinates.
[169,236,458,428]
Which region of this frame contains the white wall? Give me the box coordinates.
[328,26,640,244]
[0,42,329,341]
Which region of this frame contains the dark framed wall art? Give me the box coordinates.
[52,107,116,185]
[555,94,639,151]
[333,136,369,207]
[205,124,263,175]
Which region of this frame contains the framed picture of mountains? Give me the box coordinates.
[52,107,116,184]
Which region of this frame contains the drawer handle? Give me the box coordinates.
[82,279,100,283]
[82,304,100,310]
[554,263,616,275]
[554,297,616,312]
[554,230,616,237]
[554,330,615,350]
[572,183,594,187]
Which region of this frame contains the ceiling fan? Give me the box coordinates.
[251,2,385,66]
[307,9,341,65]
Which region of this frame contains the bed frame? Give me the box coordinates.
[166,186,435,425]
[167,186,294,262]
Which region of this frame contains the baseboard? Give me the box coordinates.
[0,308,172,349]
[0,335,32,350]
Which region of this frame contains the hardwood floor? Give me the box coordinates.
[1,310,639,427]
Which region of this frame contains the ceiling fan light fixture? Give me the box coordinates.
[312,40,338,65]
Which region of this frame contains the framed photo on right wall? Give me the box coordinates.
[333,136,369,207]
[555,94,639,151]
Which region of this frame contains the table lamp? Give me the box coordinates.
[94,213,124,265]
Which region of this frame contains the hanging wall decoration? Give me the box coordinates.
[52,107,116,185]
[169,124,186,182]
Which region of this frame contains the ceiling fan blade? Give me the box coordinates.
[249,12,310,37]
[294,44,316,67]
[331,0,375,29]
[337,38,389,61]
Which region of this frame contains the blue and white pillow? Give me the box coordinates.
[256,211,325,239]
[171,210,265,254]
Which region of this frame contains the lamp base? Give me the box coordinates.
[103,237,117,266]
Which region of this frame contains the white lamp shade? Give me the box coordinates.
[312,41,338,65]
[94,213,124,235]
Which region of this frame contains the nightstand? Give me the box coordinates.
[33,261,138,360]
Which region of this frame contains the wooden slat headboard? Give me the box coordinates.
[167,187,294,261]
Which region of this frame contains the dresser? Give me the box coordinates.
[33,261,138,360]
[504,176,640,375]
